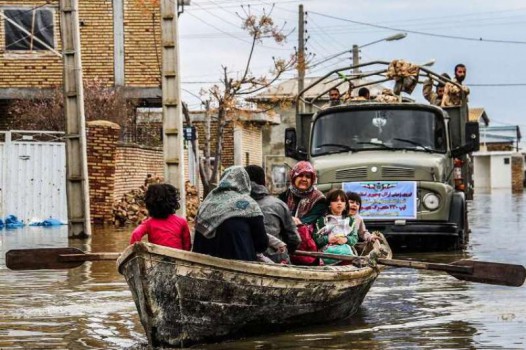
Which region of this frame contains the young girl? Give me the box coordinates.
[346,191,379,243]
[130,183,191,251]
[313,189,358,265]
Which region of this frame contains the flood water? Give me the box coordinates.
[1,192,525,349]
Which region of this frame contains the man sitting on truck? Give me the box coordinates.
[322,87,341,109]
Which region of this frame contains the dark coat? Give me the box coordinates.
[251,183,300,253]
[193,216,268,261]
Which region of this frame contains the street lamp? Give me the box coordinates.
[352,32,407,73]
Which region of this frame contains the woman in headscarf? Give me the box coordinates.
[278,161,326,265]
[193,166,268,261]
[278,161,326,226]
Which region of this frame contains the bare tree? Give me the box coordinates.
[193,6,296,196]
[7,78,137,136]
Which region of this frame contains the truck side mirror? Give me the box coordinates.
[451,122,480,157]
[285,128,298,158]
[465,121,480,152]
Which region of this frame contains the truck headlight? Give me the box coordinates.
[422,193,440,210]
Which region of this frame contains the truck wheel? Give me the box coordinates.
[449,192,468,249]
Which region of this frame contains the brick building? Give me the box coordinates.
[0,0,163,128]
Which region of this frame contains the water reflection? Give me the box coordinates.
[1,193,525,349]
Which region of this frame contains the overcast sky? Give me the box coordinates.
[178,0,526,141]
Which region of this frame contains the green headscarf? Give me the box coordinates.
[195,166,263,238]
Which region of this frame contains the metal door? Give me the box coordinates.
[0,131,67,223]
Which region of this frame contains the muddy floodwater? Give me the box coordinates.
[1,192,525,349]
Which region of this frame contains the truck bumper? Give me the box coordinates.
[365,221,459,237]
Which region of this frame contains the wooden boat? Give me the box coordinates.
[117,235,392,347]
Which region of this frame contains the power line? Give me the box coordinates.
[309,11,526,44]
[468,83,526,87]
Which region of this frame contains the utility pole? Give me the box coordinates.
[60,0,91,238]
[297,4,305,132]
[160,0,186,216]
[352,44,359,74]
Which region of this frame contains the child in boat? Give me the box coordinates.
[130,183,191,251]
[313,189,358,265]
[345,191,379,243]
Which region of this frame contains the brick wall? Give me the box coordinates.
[87,120,120,224]
[240,122,263,166]
[123,0,161,87]
[0,1,62,87]
[114,143,164,201]
[512,154,524,193]
[487,143,515,152]
[0,0,161,88]
[193,120,235,172]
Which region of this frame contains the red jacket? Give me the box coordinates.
[130,215,191,251]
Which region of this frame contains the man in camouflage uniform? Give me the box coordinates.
[321,87,341,109]
[422,73,449,106]
[442,64,470,107]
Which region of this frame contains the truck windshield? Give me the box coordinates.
[311,108,447,156]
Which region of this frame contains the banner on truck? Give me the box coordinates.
[342,181,417,219]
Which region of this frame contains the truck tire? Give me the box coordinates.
[449,192,468,249]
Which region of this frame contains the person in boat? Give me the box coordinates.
[193,166,269,261]
[313,189,358,265]
[278,161,326,265]
[129,183,191,251]
[346,191,380,244]
[245,164,300,264]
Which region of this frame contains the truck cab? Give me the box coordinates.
[285,61,479,250]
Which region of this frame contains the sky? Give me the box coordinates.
[178,0,526,146]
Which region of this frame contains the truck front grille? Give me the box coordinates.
[382,166,415,178]
[335,167,367,180]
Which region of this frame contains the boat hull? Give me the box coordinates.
[118,241,390,347]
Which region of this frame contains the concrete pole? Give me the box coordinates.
[160,0,186,216]
[352,44,359,74]
[60,0,91,238]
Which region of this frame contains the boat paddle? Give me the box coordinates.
[293,250,526,287]
[6,248,525,287]
[5,247,120,271]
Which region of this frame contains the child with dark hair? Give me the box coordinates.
[313,189,358,265]
[130,183,191,250]
[346,191,379,243]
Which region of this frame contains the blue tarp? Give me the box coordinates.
[28,218,65,226]
[5,215,25,229]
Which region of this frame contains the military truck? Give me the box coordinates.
[284,61,479,250]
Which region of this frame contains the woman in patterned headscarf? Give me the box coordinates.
[193,166,268,261]
[278,161,326,265]
[278,161,326,226]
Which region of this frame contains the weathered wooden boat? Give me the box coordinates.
[117,235,392,347]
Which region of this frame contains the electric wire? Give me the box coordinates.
[309,11,526,44]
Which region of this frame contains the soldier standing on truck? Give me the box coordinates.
[422,73,450,106]
[322,87,341,109]
[442,64,470,107]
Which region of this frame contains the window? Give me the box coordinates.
[3,8,54,51]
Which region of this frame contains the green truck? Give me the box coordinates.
[284,61,479,250]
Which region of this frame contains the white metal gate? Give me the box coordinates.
[0,131,67,223]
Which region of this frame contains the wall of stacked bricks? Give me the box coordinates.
[0,1,62,87]
[512,155,524,193]
[193,120,235,171]
[86,120,120,224]
[86,120,197,223]
[0,0,161,88]
[487,143,515,152]
[240,121,263,166]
